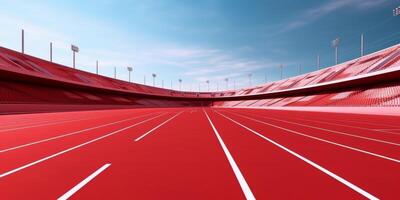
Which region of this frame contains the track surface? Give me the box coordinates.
[0,107,399,199]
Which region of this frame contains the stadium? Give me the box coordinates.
[0,1,399,199]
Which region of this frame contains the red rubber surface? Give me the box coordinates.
[0,108,399,199]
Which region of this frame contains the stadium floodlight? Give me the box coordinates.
[71,44,79,69]
[224,78,229,90]
[21,29,24,54]
[127,67,133,82]
[50,42,53,62]
[206,80,210,91]
[317,55,320,70]
[248,73,252,86]
[152,73,156,86]
[179,79,182,90]
[331,38,340,65]
[96,60,99,75]
[279,64,283,79]
[394,6,400,16]
[114,67,117,79]
[360,34,364,57]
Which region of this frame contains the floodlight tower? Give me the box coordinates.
[317,55,320,70]
[71,45,79,69]
[206,80,210,91]
[96,60,99,75]
[179,79,182,90]
[279,64,283,79]
[360,34,364,57]
[50,42,53,62]
[21,29,24,54]
[152,73,156,86]
[127,67,133,82]
[331,38,340,65]
[393,6,400,16]
[114,67,117,79]
[225,78,229,90]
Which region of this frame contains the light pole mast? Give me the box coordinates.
[127,67,133,82]
[279,64,283,79]
[225,78,229,90]
[152,73,156,86]
[179,79,182,90]
[50,42,53,62]
[71,45,79,69]
[331,38,340,65]
[21,29,24,54]
[360,33,364,57]
[206,80,210,91]
[317,55,320,70]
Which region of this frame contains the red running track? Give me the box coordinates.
[0,107,399,199]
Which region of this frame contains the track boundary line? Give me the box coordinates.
[135,112,183,142]
[224,110,400,163]
[216,110,379,200]
[0,112,162,153]
[0,116,100,133]
[204,109,255,200]
[0,113,164,178]
[57,163,111,200]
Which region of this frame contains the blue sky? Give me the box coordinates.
[0,0,399,91]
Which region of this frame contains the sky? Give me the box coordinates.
[0,0,399,91]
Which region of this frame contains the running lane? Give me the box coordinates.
[67,108,246,199]
[206,108,367,199]
[217,108,400,199]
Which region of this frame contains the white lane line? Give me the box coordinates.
[0,112,161,153]
[374,129,400,131]
[216,111,379,200]
[225,111,400,163]
[0,113,163,178]
[135,112,183,142]
[204,110,255,200]
[0,117,98,133]
[0,113,106,129]
[288,117,400,136]
[58,163,111,200]
[244,113,400,147]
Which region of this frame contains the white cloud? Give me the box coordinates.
[282,0,389,32]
